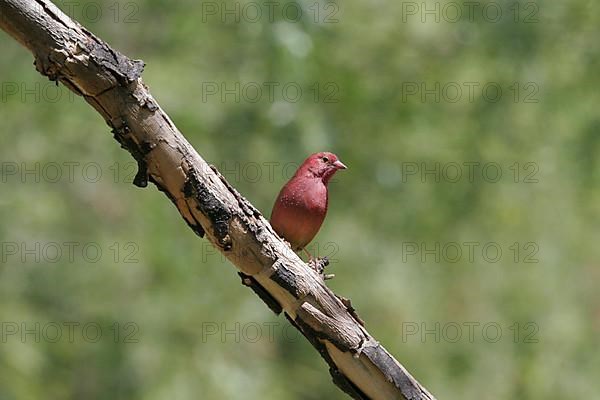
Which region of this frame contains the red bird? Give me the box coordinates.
[270,152,347,258]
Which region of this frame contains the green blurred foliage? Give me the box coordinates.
[1,0,599,399]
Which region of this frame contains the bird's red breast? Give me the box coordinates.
[270,152,347,251]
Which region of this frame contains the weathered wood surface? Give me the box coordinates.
[0,1,437,398]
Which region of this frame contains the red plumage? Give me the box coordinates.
[270,152,347,253]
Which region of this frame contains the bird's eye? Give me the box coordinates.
[322,156,329,163]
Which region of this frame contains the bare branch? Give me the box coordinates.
[0,1,437,398]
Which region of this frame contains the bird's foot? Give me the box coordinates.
[308,257,334,280]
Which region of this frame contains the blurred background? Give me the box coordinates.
[1,0,599,399]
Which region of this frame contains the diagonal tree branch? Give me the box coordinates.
[0,1,437,399]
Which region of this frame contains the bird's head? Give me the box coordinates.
[302,151,347,183]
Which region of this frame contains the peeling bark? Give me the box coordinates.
[0,1,437,399]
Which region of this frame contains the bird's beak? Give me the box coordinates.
[333,160,347,170]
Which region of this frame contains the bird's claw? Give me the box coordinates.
[308,257,333,280]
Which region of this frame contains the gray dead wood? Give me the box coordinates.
[0,1,437,399]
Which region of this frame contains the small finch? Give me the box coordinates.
[270,152,347,258]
